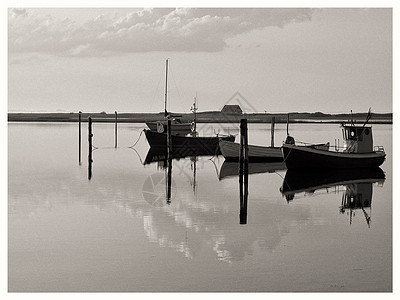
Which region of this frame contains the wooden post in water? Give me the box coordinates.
[286,113,290,136]
[114,111,118,148]
[239,119,249,224]
[88,117,93,180]
[270,116,275,147]
[239,119,245,187]
[78,111,82,165]
[243,119,248,181]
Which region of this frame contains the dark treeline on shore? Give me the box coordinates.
[8,111,392,124]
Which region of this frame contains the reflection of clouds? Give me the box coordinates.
[9,152,314,264]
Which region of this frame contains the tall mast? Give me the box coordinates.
[164,59,169,118]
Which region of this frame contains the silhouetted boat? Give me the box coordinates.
[146,59,192,136]
[219,161,286,180]
[282,112,386,169]
[144,129,235,156]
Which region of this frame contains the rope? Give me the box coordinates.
[129,146,144,165]
[128,129,144,149]
[89,129,144,152]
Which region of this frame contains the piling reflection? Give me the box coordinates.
[280,168,385,226]
[143,146,202,205]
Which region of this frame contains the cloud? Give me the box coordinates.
[8,8,314,56]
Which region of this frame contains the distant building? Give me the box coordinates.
[221,105,243,115]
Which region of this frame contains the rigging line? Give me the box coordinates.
[151,64,166,111]
[169,64,186,109]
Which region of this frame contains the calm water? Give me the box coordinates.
[8,122,392,292]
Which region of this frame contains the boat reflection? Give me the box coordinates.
[280,168,385,226]
[219,161,286,180]
[142,146,201,205]
[144,145,214,166]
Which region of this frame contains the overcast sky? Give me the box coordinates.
[8,7,392,114]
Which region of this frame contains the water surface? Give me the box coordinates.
[8,122,392,292]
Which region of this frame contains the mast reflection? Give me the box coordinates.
[143,146,202,205]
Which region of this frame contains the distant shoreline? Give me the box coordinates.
[7,111,393,124]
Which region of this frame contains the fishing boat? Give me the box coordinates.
[144,129,235,156]
[219,140,283,162]
[145,59,192,136]
[281,110,386,169]
[219,139,329,162]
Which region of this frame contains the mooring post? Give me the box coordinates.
[286,113,290,136]
[114,111,118,148]
[88,116,93,180]
[239,119,245,186]
[78,111,82,165]
[239,118,249,224]
[270,116,275,147]
[243,119,248,185]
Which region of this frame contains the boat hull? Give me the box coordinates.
[144,130,235,155]
[282,144,386,169]
[219,140,283,162]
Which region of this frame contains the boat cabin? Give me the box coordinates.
[342,124,373,153]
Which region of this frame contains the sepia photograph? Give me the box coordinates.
[6,2,394,294]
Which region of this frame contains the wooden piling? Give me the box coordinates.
[88,117,93,180]
[286,113,290,136]
[270,116,275,147]
[114,111,118,148]
[239,120,245,186]
[239,118,249,224]
[78,111,82,165]
[243,119,248,186]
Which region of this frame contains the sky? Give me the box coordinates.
[7,6,393,114]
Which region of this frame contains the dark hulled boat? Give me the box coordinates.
[144,129,235,156]
[282,121,386,169]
